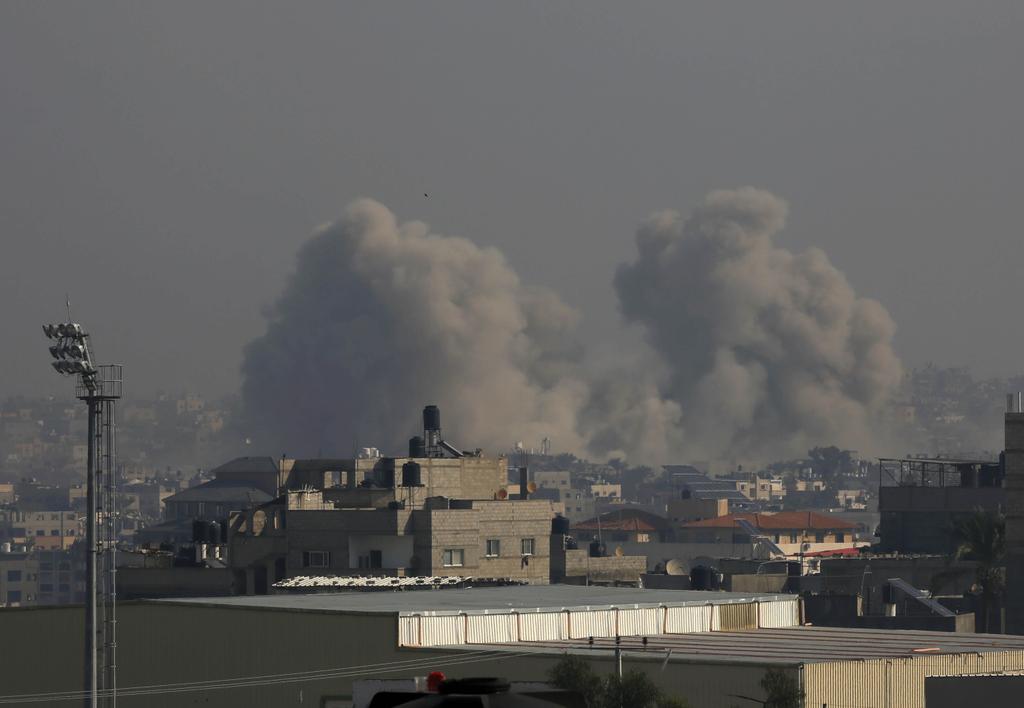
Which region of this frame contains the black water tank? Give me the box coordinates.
[589,540,606,558]
[551,515,570,535]
[690,565,718,590]
[379,458,396,488]
[409,436,426,458]
[402,461,422,487]
[423,405,441,431]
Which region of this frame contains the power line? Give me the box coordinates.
[0,649,533,705]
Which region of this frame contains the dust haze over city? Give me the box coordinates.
[2,1,1023,465]
[5,4,1024,706]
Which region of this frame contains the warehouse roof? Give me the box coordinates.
[477,626,1024,666]
[148,584,792,615]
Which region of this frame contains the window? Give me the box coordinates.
[836,533,845,543]
[636,533,650,543]
[35,530,45,536]
[302,550,331,568]
[51,530,60,536]
[485,540,500,557]
[521,538,535,556]
[6,571,21,582]
[789,533,798,544]
[58,584,70,593]
[815,532,825,543]
[6,591,21,604]
[442,549,464,567]
[39,584,53,593]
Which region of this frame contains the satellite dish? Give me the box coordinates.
[251,510,267,536]
[497,488,508,499]
[614,546,624,557]
[527,481,538,493]
[665,559,687,576]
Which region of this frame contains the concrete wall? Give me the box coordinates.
[420,500,553,582]
[118,567,233,599]
[559,550,646,584]
[879,485,1005,553]
[0,602,792,708]
[1005,411,1024,634]
[926,675,1024,708]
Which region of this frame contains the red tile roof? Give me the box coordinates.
[679,511,860,531]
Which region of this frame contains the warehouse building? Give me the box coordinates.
[2,584,1023,707]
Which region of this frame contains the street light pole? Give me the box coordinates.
[44,320,121,708]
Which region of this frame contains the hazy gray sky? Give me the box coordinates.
[3,1,1023,400]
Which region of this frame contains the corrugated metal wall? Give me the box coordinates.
[415,614,466,647]
[568,608,616,639]
[757,600,799,629]
[664,605,715,633]
[616,607,663,636]
[803,649,1024,708]
[718,602,757,630]
[518,611,569,642]
[399,596,798,647]
[466,613,518,644]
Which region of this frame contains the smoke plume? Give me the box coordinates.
[241,199,587,456]
[612,187,903,460]
[242,189,903,463]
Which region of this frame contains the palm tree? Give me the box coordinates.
[952,509,1005,632]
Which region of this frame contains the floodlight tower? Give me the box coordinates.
[43,319,121,708]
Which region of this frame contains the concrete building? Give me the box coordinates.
[229,453,558,593]
[2,585,1023,707]
[877,456,1004,554]
[666,497,728,526]
[678,511,864,555]
[570,508,674,545]
[0,510,80,550]
[1005,396,1024,634]
[0,546,84,607]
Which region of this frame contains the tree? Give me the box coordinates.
[547,655,691,708]
[761,668,804,708]
[952,508,1006,632]
[807,446,854,488]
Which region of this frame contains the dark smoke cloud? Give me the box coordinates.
[242,189,903,464]
[241,199,587,456]
[611,187,903,460]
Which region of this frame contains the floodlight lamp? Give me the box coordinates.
[43,324,59,339]
[65,343,87,360]
[49,344,63,359]
[62,323,83,338]
[51,361,65,373]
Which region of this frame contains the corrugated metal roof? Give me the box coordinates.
[498,626,1024,665]
[147,585,793,615]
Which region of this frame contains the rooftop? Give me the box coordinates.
[163,479,274,505]
[148,584,791,615]
[475,626,1024,666]
[680,511,860,531]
